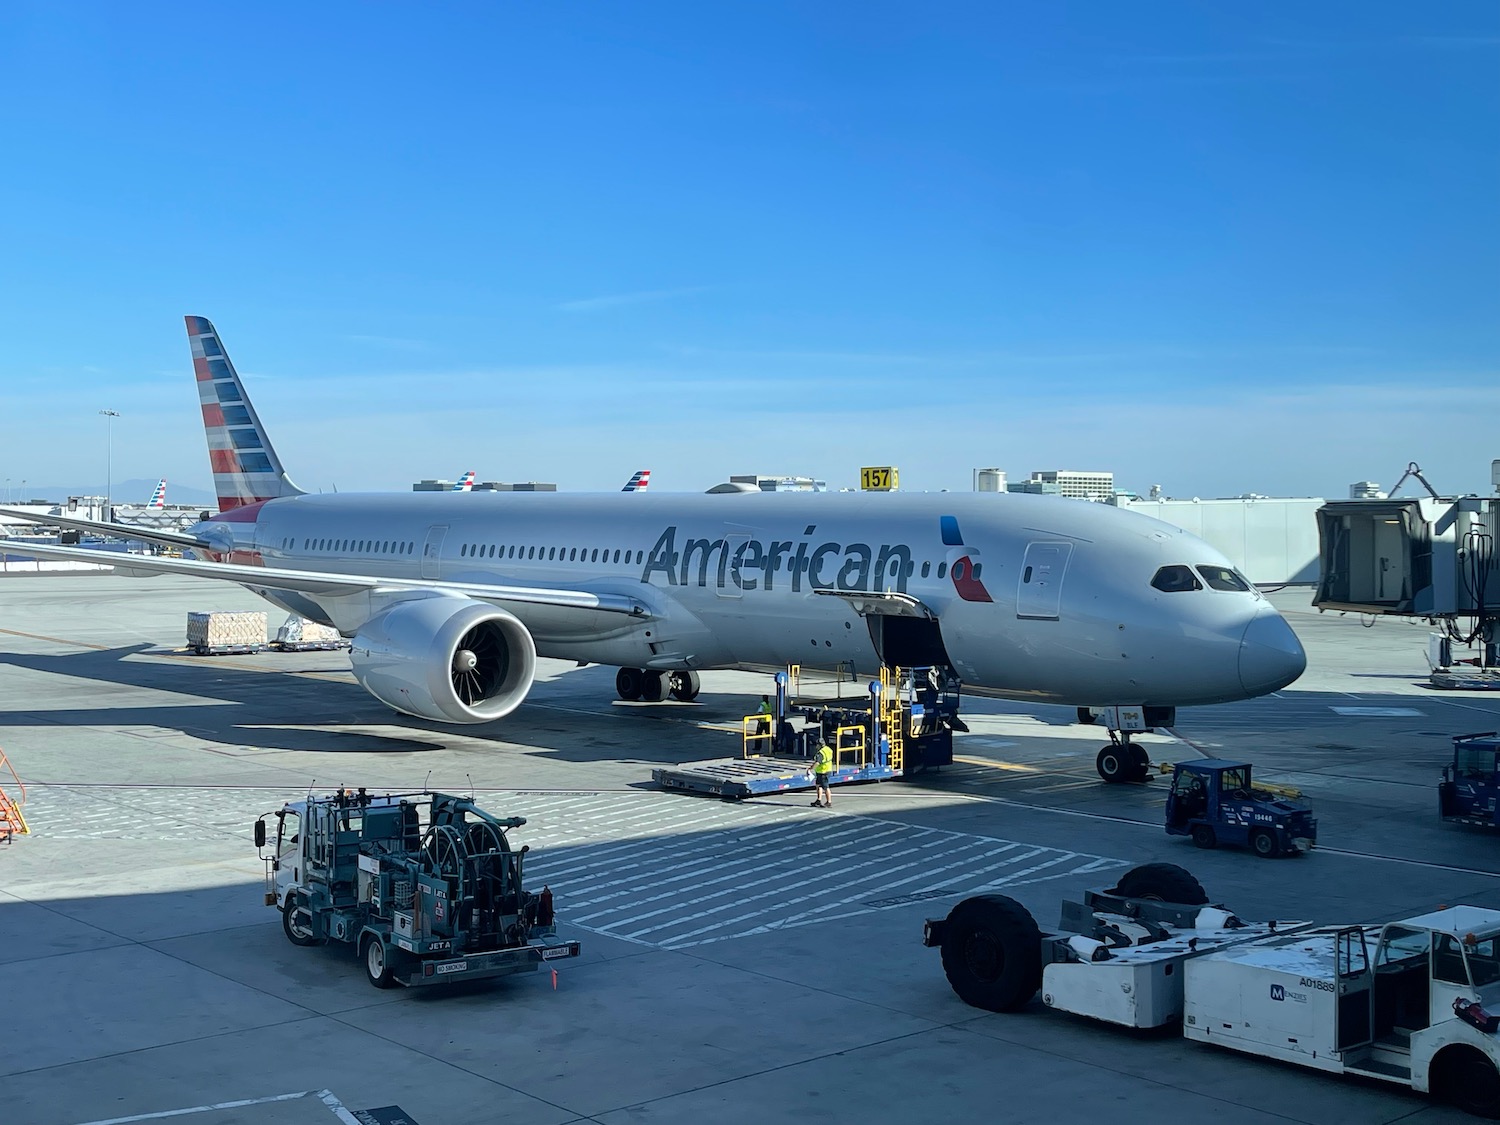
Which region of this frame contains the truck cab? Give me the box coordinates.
[1440,733,1500,828]
[1164,759,1317,857]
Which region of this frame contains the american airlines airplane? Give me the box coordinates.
[148,479,167,509]
[452,471,477,492]
[5,317,1305,735]
[622,470,651,493]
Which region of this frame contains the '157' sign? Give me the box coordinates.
[861,466,898,491]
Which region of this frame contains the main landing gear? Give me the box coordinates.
[615,667,701,703]
[1095,733,1151,784]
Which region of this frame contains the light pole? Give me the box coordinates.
[100,409,120,520]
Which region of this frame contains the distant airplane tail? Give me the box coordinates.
[452,470,476,492]
[622,470,651,492]
[186,316,305,512]
[148,479,167,509]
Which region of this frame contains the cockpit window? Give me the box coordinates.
[1151,565,1202,593]
[1197,565,1251,592]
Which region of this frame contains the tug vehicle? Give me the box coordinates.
[254,789,579,988]
[1163,759,1317,857]
[1440,732,1500,828]
[924,864,1500,1117]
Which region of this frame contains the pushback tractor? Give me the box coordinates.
[254,789,579,988]
[924,864,1500,1118]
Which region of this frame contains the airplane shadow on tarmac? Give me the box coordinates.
[0,643,756,763]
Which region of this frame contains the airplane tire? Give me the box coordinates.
[615,667,644,701]
[1076,707,1096,725]
[669,670,701,702]
[1096,746,1129,784]
[938,895,1043,1012]
[1191,825,1217,849]
[1128,744,1152,783]
[641,671,670,703]
[1251,829,1281,859]
[1111,863,1209,905]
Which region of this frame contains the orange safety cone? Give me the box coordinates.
[551,969,558,990]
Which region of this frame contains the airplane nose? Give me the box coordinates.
[1239,610,1307,696]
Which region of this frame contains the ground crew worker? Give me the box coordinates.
[811,740,834,808]
[755,695,773,752]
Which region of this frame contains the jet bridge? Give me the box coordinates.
[1314,469,1498,674]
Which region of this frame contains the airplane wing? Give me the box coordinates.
[0,507,218,552]
[9,539,650,616]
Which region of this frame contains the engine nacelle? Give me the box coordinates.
[350,597,537,724]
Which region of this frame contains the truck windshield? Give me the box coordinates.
[1466,935,1500,986]
[1455,747,1500,779]
[279,811,300,860]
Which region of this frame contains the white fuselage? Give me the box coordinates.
[203,488,1304,708]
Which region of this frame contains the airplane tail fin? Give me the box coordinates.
[186,316,305,512]
[452,470,476,492]
[149,479,167,509]
[622,470,651,492]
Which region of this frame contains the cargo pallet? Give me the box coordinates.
[189,644,264,656]
[652,757,898,799]
[269,640,350,652]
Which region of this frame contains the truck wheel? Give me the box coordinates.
[282,894,321,946]
[615,667,644,701]
[1191,825,1217,849]
[669,670,701,702]
[1434,1045,1500,1119]
[1096,746,1129,784]
[363,936,396,989]
[1251,829,1280,859]
[938,895,1043,1012]
[1112,863,1209,905]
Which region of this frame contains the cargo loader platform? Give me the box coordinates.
[651,757,899,800]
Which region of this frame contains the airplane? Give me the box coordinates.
[0,316,1306,728]
[622,470,651,492]
[148,479,167,509]
[452,471,476,492]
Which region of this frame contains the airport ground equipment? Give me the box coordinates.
[1164,759,1317,857]
[0,746,28,843]
[651,664,960,799]
[1088,704,1177,783]
[1441,733,1500,828]
[254,789,579,988]
[1315,464,1498,682]
[270,614,348,651]
[187,610,267,655]
[923,864,1500,1118]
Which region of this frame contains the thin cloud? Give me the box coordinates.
[557,286,711,313]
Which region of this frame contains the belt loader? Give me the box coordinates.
[924,863,1500,1118]
[254,789,579,988]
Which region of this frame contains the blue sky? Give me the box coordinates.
[1,2,1495,503]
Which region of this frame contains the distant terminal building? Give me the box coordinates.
[1349,480,1387,499]
[974,469,1008,492]
[1015,470,1114,500]
[729,474,828,492]
[412,479,557,492]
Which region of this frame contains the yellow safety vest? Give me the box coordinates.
[814,745,834,776]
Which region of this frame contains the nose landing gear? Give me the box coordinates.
[1096,734,1152,784]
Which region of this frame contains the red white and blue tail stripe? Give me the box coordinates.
[148,479,167,509]
[452,470,476,492]
[186,316,304,512]
[622,470,651,492]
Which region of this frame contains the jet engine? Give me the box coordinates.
[350,597,537,724]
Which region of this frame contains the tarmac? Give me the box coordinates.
[2,573,1499,1124]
